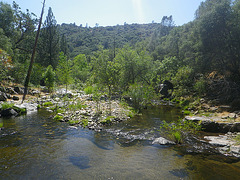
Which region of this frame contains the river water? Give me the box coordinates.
[1,106,240,179]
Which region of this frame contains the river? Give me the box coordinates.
[1,106,240,179]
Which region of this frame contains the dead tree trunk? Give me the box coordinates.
[22,0,46,103]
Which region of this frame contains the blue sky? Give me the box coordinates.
[3,0,204,27]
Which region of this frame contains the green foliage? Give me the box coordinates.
[233,134,240,145]
[37,7,59,69]
[12,106,27,115]
[160,119,202,144]
[101,116,115,124]
[53,115,63,121]
[0,49,13,82]
[81,119,89,127]
[126,83,155,111]
[42,65,55,92]
[56,52,73,92]
[43,101,53,107]
[67,101,86,111]
[0,102,14,110]
[71,54,89,82]
[68,119,80,125]
[194,77,207,95]
[84,86,94,94]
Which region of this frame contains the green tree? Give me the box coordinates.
[37,7,59,69]
[56,52,73,92]
[43,65,55,92]
[92,49,121,114]
[0,2,14,37]
[71,54,89,82]
[115,47,153,89]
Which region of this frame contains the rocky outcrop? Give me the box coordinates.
[185,116,240,133]
[204,132,240,157]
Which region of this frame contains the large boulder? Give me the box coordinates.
[0,92,7,101]
[6,87,17,95]
[159,80,174,98]
[14,86,24,95]
[0,108,18,117]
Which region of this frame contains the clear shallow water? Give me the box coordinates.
[1,107,240,180]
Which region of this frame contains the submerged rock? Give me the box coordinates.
[152,137,176,145]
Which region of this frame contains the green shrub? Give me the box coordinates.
[42,65,55,92]
[160,119,202,144]
[1,102,14,110]
[126,83,155,111]
[12,106,27,115]
[84,86,94,94]
[101,116,115,124]
[53,115,63,121]
[43,101,53,107]
[194,78,207,95]
[233,135,240,145]
[81,119,89,127]
[67,101,86,111]
[68,120,80,125]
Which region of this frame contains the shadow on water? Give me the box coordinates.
[69,156,91,169]
[169,168,189,178]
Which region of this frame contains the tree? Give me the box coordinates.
[43,65,55,92]
[0,2,14,37]
[37,7,59,69]
[60,34,68,55]
[115,46,152,89]
[92,49,121,114]
[56,52,73,92]
[71,54,89,82]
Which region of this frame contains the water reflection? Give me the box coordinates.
[1,107,240,179]
[69,156,91,169]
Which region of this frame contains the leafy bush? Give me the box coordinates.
[84,86,94,94]
[0,102,14,110]
[126,83,155,111]
[67,101,86,111]
[160,119,202,144]
[101,116,115,124]
[194,77,207,95]
[53,115,63,121]
[68,120,80,125]
[43,101,53,107]
[81,119,89,127]
[42,65,55,92]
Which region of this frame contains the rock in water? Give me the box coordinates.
[152,137,176,145]
[0,108,18,117]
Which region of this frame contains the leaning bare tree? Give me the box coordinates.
[22,0,46,103]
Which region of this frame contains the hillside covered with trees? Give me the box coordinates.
[1,0,240,110]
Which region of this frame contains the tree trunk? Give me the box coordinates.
[22,0,46,103]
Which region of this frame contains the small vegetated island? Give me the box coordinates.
[1,0,240,159]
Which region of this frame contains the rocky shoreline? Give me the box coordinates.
[185,115,240,157]
[1,85,240,158]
